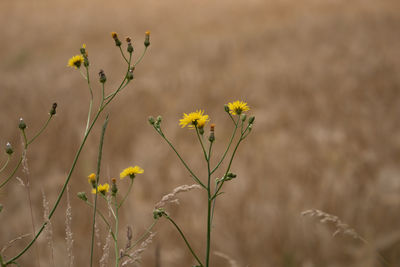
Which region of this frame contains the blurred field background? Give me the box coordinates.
[1,0,400,266]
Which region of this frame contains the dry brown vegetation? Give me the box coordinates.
[1,0,400,266]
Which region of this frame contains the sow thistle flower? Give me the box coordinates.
[67,55,84,69]
[92,183,110,195]
[88,173,96,187]
[227,100,250,115]
[179,110,209,129]
[120,166,144,179]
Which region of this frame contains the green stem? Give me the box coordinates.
[205,141,213,267]
[118,178,134,209]
[210,117,239,174]
[27,115,53,145]
[133,47,148,67]
[21,130,28,149]
[119,46,129,64]
[195,127,208,162]
[85,66,94,135]
[164,215,204,267]
[0,155,11,173]
[90,115,109,267]
[157,130,206,189]
[85,202,116,241]
[0,157,22,189]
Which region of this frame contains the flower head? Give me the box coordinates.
[67,55,84,69]
[179,110,209,129]
[88,173,96,185]
[120,166,144,179]
[92,183,110,195]
[227,101,250,115]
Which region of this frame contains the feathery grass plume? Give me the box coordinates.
[155,184,202,209]
[99,232,112,267]
[121,232,156,266]
[95,222,101,249]
[42,190,55,267]
[65,186,74,267]
[214,251,239,267]
[301,209,362,240]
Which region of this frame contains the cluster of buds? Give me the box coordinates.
[111,32,122,47]
[126,37,134,54]
[148,115,162,131]
[80,44,89,67]
[216,172,237,183]
[153,208,166,219]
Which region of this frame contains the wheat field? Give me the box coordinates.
[1,0,400,266]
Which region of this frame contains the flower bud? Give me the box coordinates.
[126,37,134,53]
[111,32,122,47]
[224,105,230,113]
[248,116,255,124]
[148,116,156,125]
[126,68,134,80]
[144,31,150,47]
[99,69,107,83]
[49,102,57,116]
[111,178,118,197]
[5,142,13,155]
[224,172,237,181]
[156,116,162,123]
[153,208,165,219]
[241,114,247,122]
[77,192,88,202]
[199,127,204,135]
[208,124,215,142]
[19,118,26,130]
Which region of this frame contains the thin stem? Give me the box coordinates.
[164,215,204,267]
[210,116,239,174]
[205,140,213,267]
[157,130,206,189]
[85,202,116,241]
[27,115,53,145]
[90,115,109,267]
[0,155,11,173]
[21,130,28,149]
[133,47,148,67]
[195,127,208,162]
[0,157,22,189]
[118,178,134,209]
[119,46,129,64]
[85,66,94,135]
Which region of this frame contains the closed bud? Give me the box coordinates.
[208,123,215,142]
[199,127,204,135]
[19,118,26,130]
[111,32,122,47]
[144,31,150,47]
[248,116,255,124]
[111,178,118,197]
[153,208,165,219]
[77,192,88,202]
[50,102,57,116]
[241,114,247,122]
[127,38,134,53]
[99,69,107,83]
[156,116,162,123]
[224,105,230,113]
[148,116,155,125]
[126,68,134,80]
[5,142,13,155]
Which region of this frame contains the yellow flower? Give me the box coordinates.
[88,173,96,185]
[67,55,84,69]
[120,166,144,179]
[227,101,250,115]
[179,110,209,129]
[92,183,110,195]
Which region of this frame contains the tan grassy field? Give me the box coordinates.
[1,0,400,266]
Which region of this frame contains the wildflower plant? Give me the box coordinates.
[0,31,150,267]
[149,100,255,267]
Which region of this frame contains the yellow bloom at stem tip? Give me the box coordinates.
[88,173,96,184]
[120,166,144,179]
[227,101,250,115]
[67,55,84,69]
[92,183,110,195]
[179,110,209,129]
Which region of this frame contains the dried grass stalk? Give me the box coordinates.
[155,184,201,209]
[121,232,156,266]
[214,251,239,267]
[65,186,74,267]
[42,190,55,267]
